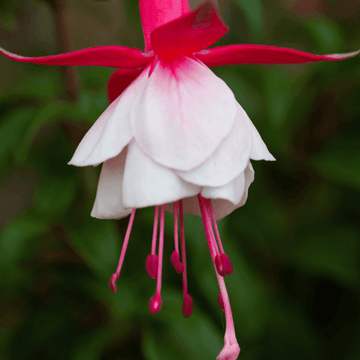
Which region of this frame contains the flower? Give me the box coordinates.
[1,1,358,359]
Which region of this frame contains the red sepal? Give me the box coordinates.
[0,46,152,69]
[195,44,360,67]
[151,1,228,58]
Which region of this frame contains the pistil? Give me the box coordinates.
[198,195,240,360]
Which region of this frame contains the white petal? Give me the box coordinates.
[246,107,275,161]
[177,104,253,187]
[131,56,237,171]
[209,162,255,220]
[69,67,150,167]
[122,140,201,209]
[91,148,133,219]
[165,162,255,220]
[68,96,121,166]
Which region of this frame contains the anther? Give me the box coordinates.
[222,253,233,275]
[182,294,194,318]
[149,292,162,314]
[215,254,233,277]
[170,251,184,273]
[146,254,158,279]
[109,273,118,293]
[215,254,226,276]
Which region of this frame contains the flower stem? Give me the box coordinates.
[46,0,79,101]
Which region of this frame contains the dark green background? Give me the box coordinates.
[0,0,360,359]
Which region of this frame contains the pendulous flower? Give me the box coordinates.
[1,1,358,359]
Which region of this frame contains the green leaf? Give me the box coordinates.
[0,213,49,268]
[68,219,121,279]
[72,330,112,360]
[288,226,360,287]
[15,102,78,163]
[312,137,360,191]
[0,108,37,171]
[232,0,264,39]
[305,17,343,53]
[34,173,78,219]
[143,290,223,360]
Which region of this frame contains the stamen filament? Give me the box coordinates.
[207,199,225,254]
[206,199,234,276]
[109,209,136,293]
[179,200,193,318]
[171,201,184,273]
[157,204,165,295]
[149,204,165,314]
[146,206,160,279]
[152,206,159,255]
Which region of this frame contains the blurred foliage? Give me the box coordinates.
[0,0,360,359]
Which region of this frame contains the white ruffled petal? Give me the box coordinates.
[122,140,201,209]
[165,162,255,220]
[91,148,133,219]
[131,56,237,171]
[69,67,149,167]
[177,103,253,187]
[248,111,275,161]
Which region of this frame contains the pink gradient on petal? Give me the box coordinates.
[0,46,150,68]
[140,0,190,51]
[132,56,236,171]
[151,1,228,57]
[196,44,360,67]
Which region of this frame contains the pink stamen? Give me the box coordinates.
[179,200,193,318]
[146,254,158,279]
[218,293,225,312]
[149,204,165,314]
[206,198,234,276]
[109,209,136,293]
[171,201,184,273]
[198,195,240,360]
[149,292,162,314]
[183,294,194,318]
[215,254,227,277]
[146,206,159,279]
[201,198,229,279]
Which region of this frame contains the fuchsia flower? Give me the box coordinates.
[1,1,359,359]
